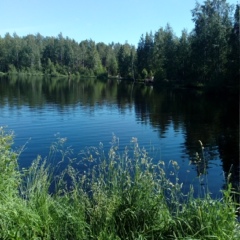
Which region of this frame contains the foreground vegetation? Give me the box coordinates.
[0,128,239,239]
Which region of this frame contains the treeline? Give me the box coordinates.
[0,33,123,78]
[0,0,239,88]
[136,0,239,87]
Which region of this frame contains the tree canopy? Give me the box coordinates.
[0,0,238,88]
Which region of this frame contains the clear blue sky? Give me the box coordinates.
[0,0,238,46]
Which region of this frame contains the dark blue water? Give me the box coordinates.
[0,75,239,197]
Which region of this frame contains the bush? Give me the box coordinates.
[7,64,18,74]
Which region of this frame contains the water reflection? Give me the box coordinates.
[0,75,239,193]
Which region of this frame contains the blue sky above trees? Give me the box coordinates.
[0,0,238,46]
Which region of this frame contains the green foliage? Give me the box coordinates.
[190,0,234,85]
[0,129,88,239]
[106,52,118,76]
[45,58,58,77]
[226,4,240,85]
[137,32,154,77]
[97,71,108,80]
[8,64,18,74]
[176,29,191,83]
[0,127,20,198]
[141,68,148,79]
[171,190,239,239]
[118,44,135,79]
[0,1,238,87]
[0,129,239,239]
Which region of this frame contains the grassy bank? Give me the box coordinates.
[0,128,239,239]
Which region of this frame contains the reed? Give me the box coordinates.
[0,128,239,239]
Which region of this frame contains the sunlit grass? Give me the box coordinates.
[0,127,239,239]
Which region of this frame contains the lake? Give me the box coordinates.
[0,75,239,198]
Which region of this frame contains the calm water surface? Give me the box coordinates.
[0,75,239,197]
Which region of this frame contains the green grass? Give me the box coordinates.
[0,128,239,239]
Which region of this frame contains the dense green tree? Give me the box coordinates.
[19,34,41,71]
[96,42,108,69]
[226,4,239,85]
[151,25,178,82]
[190,0,234,84]
[63,37,74,69]
[42,37,57,67]
[117,43,135,79]
[117,45,127,78]
[0,36,6,72]
[176,29,191,82]
[141,68,148,79]
[79,40,88,70]
[136,34,145,76]
[152,27,166,81]
[106,49,118,76]
[161,24,178,81]
[85,40,103,74]
[136,32,154,78]
[54,33,65,66]
[11,33,22,70]
[71,39,82,74]
[45,58,57,76]
[3,33,16,72]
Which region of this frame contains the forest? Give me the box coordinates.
[0,0,239,88]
